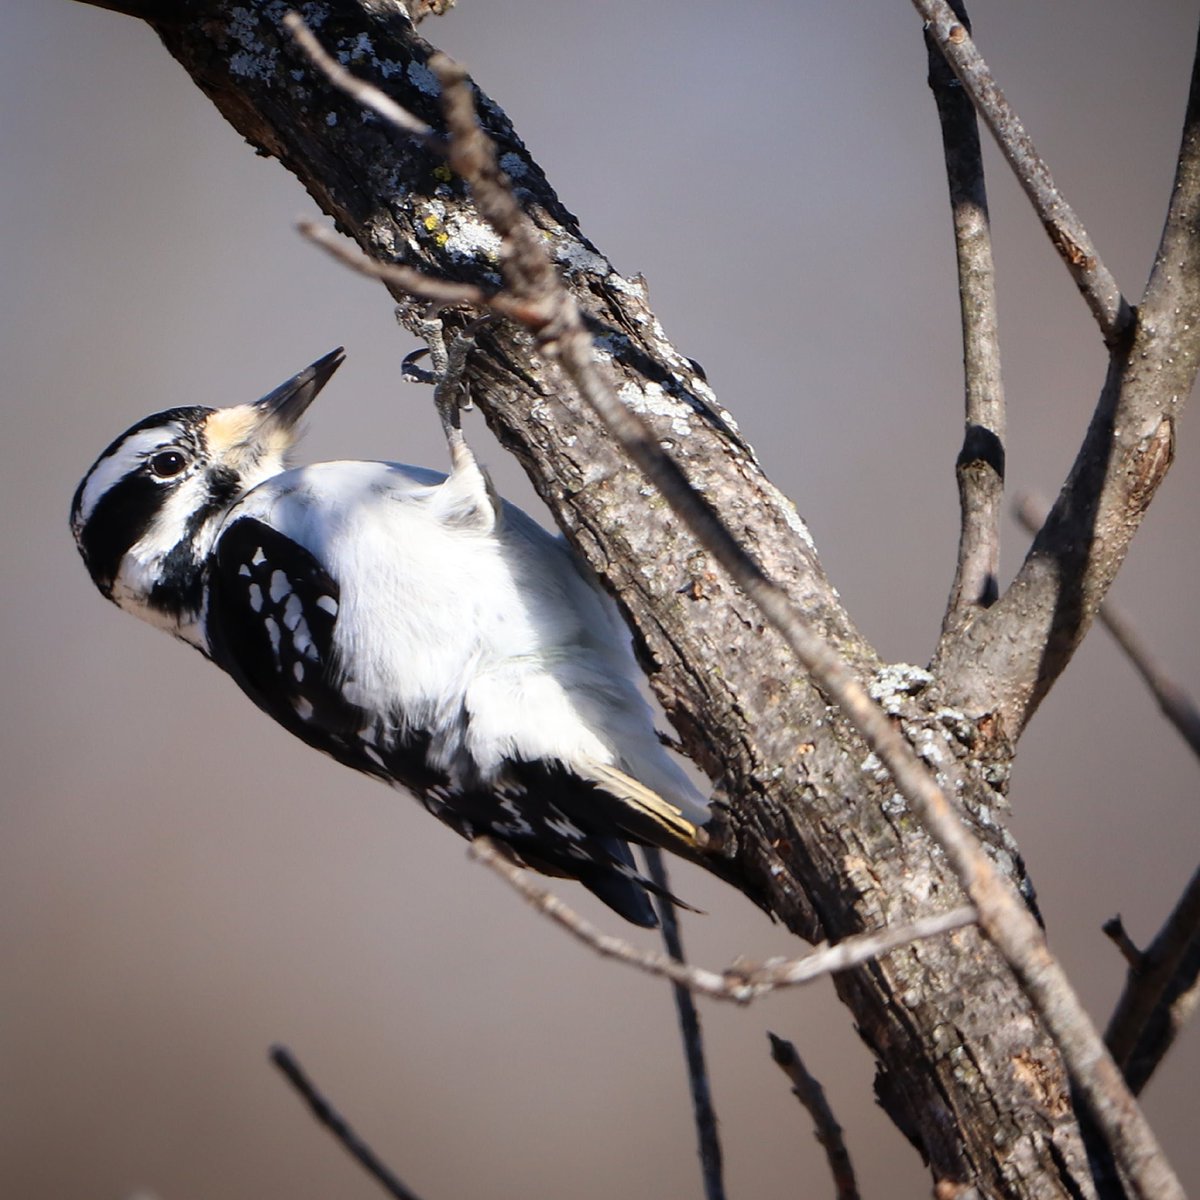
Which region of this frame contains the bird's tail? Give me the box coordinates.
[572,758,709,858]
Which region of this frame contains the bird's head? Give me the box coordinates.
[70,347,344,646]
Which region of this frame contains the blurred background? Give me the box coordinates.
[3,2,1197,1197]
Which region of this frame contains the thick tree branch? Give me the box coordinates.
[926,1,1006,640]
[936,18,1200,736]
[914,0,1132,345]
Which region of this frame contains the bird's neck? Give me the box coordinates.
[112,524,218,655]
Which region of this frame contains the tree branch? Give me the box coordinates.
[643,848,726,1200]
[471,838,976,1004]
[1014,494,1200,761]
[936,19,1200,738]
[767,1033,860,1200]
[926,1,1006,640]
[1105,867,1200,1096]
[913,0,1132,345]
[270,1045,427,1200]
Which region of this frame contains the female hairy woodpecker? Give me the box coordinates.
[70,348,710,927]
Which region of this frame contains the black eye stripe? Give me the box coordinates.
[74,471,162,594]
[71,407,215,595]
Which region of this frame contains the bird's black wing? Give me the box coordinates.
[207,517,440,790]
[208,518,667,927]
[431,761,690,928]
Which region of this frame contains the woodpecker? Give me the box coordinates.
[70,347,709,926]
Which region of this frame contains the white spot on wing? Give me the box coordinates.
[270,570,290,604]
[292,661,304,682]
[247,583,263,613]
[251,547,266,566]
[293,697,314,721]
[264,616,281,659]
[316,595,338,616]
[283,593,304,631]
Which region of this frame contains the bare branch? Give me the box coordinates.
[938,26,1200,742]
[913,0,1132,345]
[270,1045,427,1200]
[643,848,726,1200]
[1015,494,1200,761]
[767,1033,860,1200]
[1141,18,1200,335]
[470,838,976,1005]
[298,220,544,326]
[925,1,1006,639]
[1105,867,1200,1095]
[1103,916,1146,971]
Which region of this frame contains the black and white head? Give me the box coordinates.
[70,348,344,649]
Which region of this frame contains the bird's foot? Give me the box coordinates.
[400,308,494,476]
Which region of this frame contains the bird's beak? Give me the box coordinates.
[254,347,346,429]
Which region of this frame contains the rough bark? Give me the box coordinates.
[72,2,1198,1195]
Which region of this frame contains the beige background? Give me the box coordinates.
[3,2,1197,1197]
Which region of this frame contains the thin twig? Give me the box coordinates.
[913,0,1133,345]
[298,221,545,324]
[270,1045,426,1200]
[471,837,975,1004]
[1014,493,1200,762]
[1105,866,1200,1095]
[288,22,1184,1198]
[767,1033,860,1200]
[643,847,726,1200]
[925,1,1006,633]
[1102,916,1145,971]
[1092,606,1200,761]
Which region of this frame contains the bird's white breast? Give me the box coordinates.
[222,460,705,819]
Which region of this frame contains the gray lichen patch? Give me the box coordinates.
[869,663,935,715]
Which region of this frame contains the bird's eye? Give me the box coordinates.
[149,449,190,479]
